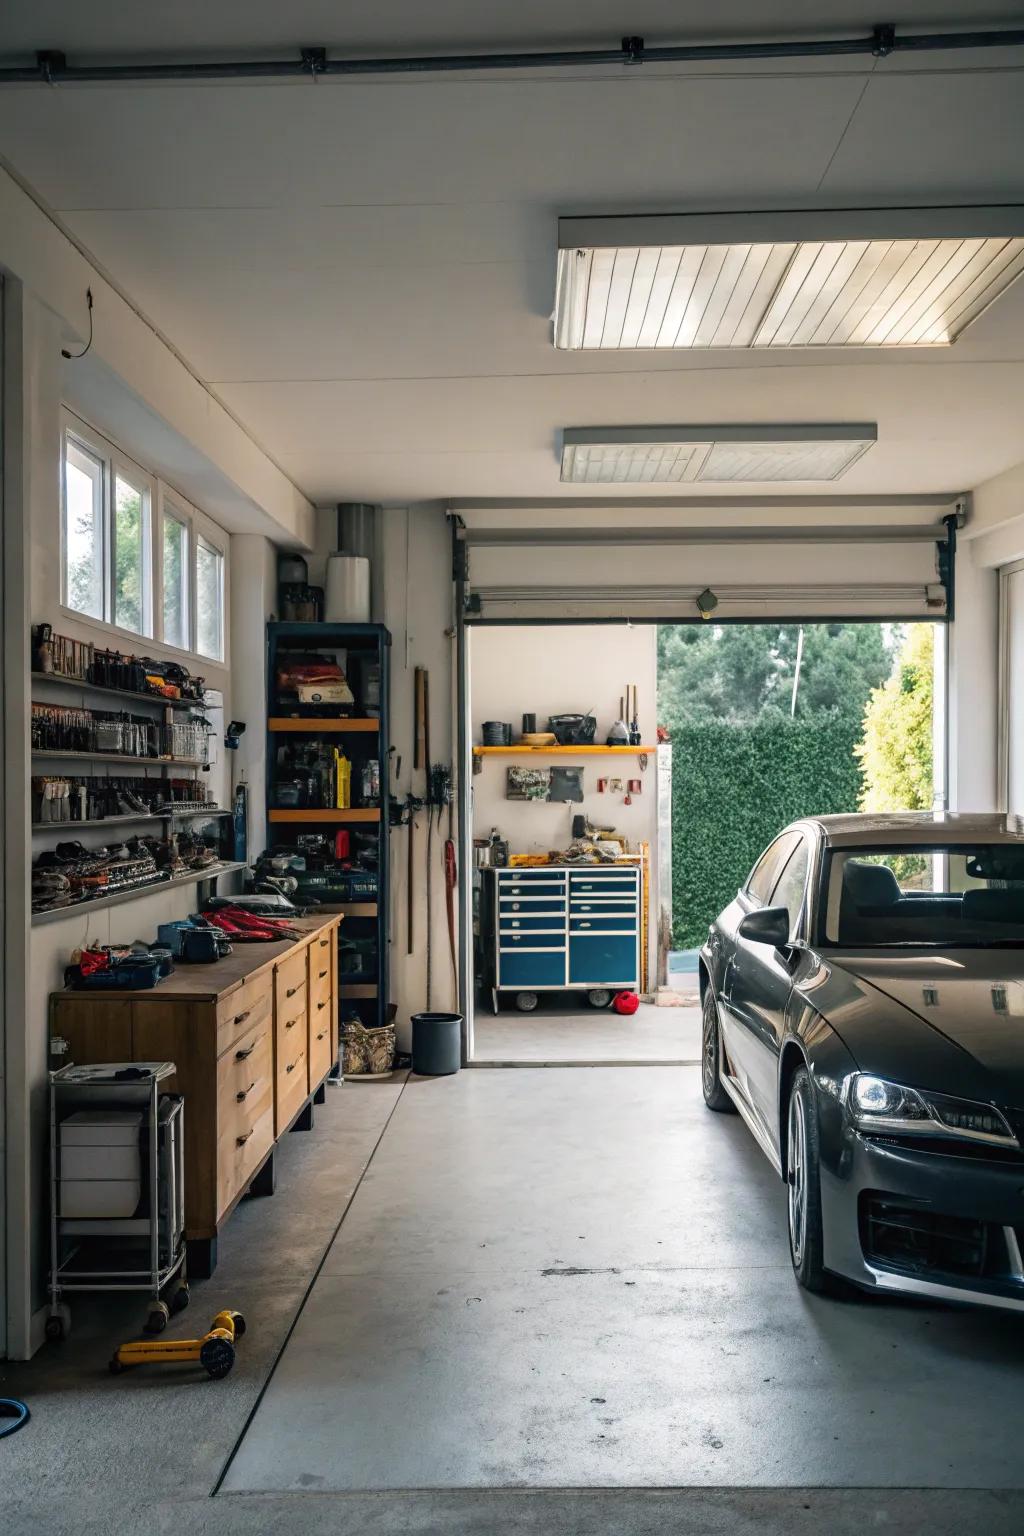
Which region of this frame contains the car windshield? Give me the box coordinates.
[822,845,1024,948]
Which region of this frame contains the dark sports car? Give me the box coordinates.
[700,812,1024,1311]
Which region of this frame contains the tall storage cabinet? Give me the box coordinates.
[265,623,390,1031]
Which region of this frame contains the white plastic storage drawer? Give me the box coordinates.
[60,1110,142,1218]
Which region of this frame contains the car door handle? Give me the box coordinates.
[721,957,737,997]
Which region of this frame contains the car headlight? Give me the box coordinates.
[847,1074,1018,1147]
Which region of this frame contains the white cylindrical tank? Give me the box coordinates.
[324,554,371,622]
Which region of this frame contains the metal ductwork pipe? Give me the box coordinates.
[325,503,378,623]
[336,503,377,561]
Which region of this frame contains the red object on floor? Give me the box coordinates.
[613,991,640,1015]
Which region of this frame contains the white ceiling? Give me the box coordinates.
[2,3,1024,503]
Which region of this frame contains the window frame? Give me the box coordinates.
[193,512,228,664]
[60,425,108,621]
[108,446,155,640]
[155,483,193,654]
[60,409,229,667]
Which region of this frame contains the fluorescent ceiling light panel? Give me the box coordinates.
[559,426,876,484]
[554,209,1024,349]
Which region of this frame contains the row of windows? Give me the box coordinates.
[61,412,227,663]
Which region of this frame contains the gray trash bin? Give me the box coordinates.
[411,1012,462,1075]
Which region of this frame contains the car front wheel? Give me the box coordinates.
[786,1067,828,1292]
[701,990,734,1113]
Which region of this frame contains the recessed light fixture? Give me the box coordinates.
[559,425,876,484]
[554,209,1024,349]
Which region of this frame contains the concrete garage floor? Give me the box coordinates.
[3,1066,1024,1535]
[225,1069,1024,1494]
[472,1001,701,1063]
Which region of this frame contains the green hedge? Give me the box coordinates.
[671,713,862,948]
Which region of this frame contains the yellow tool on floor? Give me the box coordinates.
[109,1310,246,1379]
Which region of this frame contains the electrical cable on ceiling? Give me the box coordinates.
[2,25,1024,86]
[61,288,93,361]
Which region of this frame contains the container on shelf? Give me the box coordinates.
[324,554,371,623]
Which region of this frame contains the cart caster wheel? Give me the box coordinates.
[144,1302,170,1335]
[515,991,539,1013]
[587,989,613,1009]
[169,1285,190,1316]
[45,1309,70,1343]
[199,1336,236,1380]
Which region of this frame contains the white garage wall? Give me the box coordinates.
[470,623,659,988]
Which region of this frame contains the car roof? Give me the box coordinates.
[796,811,1024,849]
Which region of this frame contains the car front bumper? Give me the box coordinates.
[820,1128,1024,1312]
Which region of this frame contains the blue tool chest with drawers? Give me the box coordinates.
[482,865,640,1012]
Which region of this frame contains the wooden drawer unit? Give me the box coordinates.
[309,1009,334,1088]
[218,1013,274,1124]
[217,1101,274,1218]
[217,978,272,1057]
[276,1038,309,1131]
[50,914,343,1280]
[275,948,308,1013]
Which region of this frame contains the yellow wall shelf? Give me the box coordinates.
[268,808,380,823]
[269,718,379,733]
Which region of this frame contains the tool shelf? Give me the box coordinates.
[32,861,246,926]
[32,672,209,711]
[32,809,230,832]
[31,750,206,767]
[266,621,390,1032]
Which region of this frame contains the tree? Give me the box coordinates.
[856,625,934,812]
[657,622,894,726]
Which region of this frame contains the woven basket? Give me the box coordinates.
[342,1016,396,1076]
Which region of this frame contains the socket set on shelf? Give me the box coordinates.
[33,774,219,825]
[31,704,212,763]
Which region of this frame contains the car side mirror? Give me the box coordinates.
[738,906,791,949]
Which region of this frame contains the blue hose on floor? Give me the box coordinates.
[0,1399,30,1437]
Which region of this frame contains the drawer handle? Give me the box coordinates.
[579,922,592,928]
[234,1008,251,1025]
[236,1128,254,1147]
[235,1041,257,1061]
[236,1081,256,1103]
[286,985,300,998]
[318,969,328,979]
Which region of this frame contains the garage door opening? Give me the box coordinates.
[460,612,943,1066]
[659,620,942,994]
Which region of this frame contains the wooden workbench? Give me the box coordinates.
[50,913,343,1277]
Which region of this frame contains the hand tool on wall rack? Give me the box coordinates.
[445,783,457,1000]
[423,668,434,1009]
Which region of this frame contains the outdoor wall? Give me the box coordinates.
[469,622,659,984]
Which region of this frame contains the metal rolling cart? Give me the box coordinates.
[47,1061,187,1341]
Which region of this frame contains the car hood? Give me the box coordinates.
[800,949,1024,1106]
